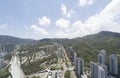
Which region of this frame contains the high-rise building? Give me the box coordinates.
[98,65,106,78]
[0,59,8,68]
[0,45,2,52]
[109,54,118,76]
[100,50,106,56]
[69,47,74,61]
[66,46,71,58]
[46,45,55,54]
[90,62,106,78]
[1,44,15,53]
[98,53,104,64]
[90,62,98,78]
[98,50,106,65]
[76,58,84,77]
[102,65,108,78]
[54,43,62,51]
[58,48,64,58]
[74,52,77,65]
[0,59,4,68]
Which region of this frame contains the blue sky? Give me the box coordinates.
[0,0,120,39]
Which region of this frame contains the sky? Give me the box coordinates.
[0,0,120,39]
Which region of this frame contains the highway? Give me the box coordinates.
[9,54,25,78]
[63,47,77,78]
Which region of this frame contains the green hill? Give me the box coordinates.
[62,31,120,70]
[0,35,37,45]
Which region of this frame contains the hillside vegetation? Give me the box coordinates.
[62,31,120,72]
[0,35,37,45]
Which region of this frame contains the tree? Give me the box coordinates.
[31,76,40,78]
[64,70,70,78]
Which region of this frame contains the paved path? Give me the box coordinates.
[71,71,77,78]
[9,54,25,78]
[63,47,77,78]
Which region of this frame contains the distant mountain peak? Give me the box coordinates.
[0,35,37,45]
[98,31,120,38]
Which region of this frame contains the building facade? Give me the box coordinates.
[46,45,55,54]
[76,58,84,77]
[74,52,77,65]
[58,48,64,58]
[98,50,106,65]
[90,62,106,78]
[109,54,118,76]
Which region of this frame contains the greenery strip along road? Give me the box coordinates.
[63,47,77,78]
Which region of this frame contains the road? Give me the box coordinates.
[51,71,56,78]
[8,46,77,78]
[62,47,77,78]
[9,54,25,78]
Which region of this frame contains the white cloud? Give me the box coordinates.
[31,25,48,35]
[61,4,67,15]
[79,0,95,7]
[0,24,7,29]
[81,0,120,34]
[88,0,94,5]
[56,18,70,29]
[38,16,51,27]
[61,4,74,18]
[73,20,82,28]
[55,0,120,38]
[66,10,75,18]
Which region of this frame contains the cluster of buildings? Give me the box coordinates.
[0,44,15,53]
[46,43,64,62]
[0,44,16,68]
[91,50,119,78]
[76,57,84,78]
[46,43,62,54]
[90,62,107,78]
[0,44,15,58]
[66,46,84,77]
[109,54,119,76]
[0,58,9,68]
[57,46,65,63]
[66,46,119,78]
[58,47,64,58]
[90,50,107,78]
[46,45,55,54]
[66,46,75,61]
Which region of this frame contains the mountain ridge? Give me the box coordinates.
[1,31,120,45]
[0,35,37,45]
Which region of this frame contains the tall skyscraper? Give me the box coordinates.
[76,58,84,77]
[90,62,106,78]
[69,47,74,61]
[54,43,62,50]
[46,45,55,54]
[98,50,106,65]
[0,45,2,53]
[0,59,4,68]
[98,53,104,64]
[98,65,106,78]
[109,54,118,76]
[90,62,98,78]
[1,44,15,53]
[74,52,77,65]
[102,65,107,78]
[58,48,64,58]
